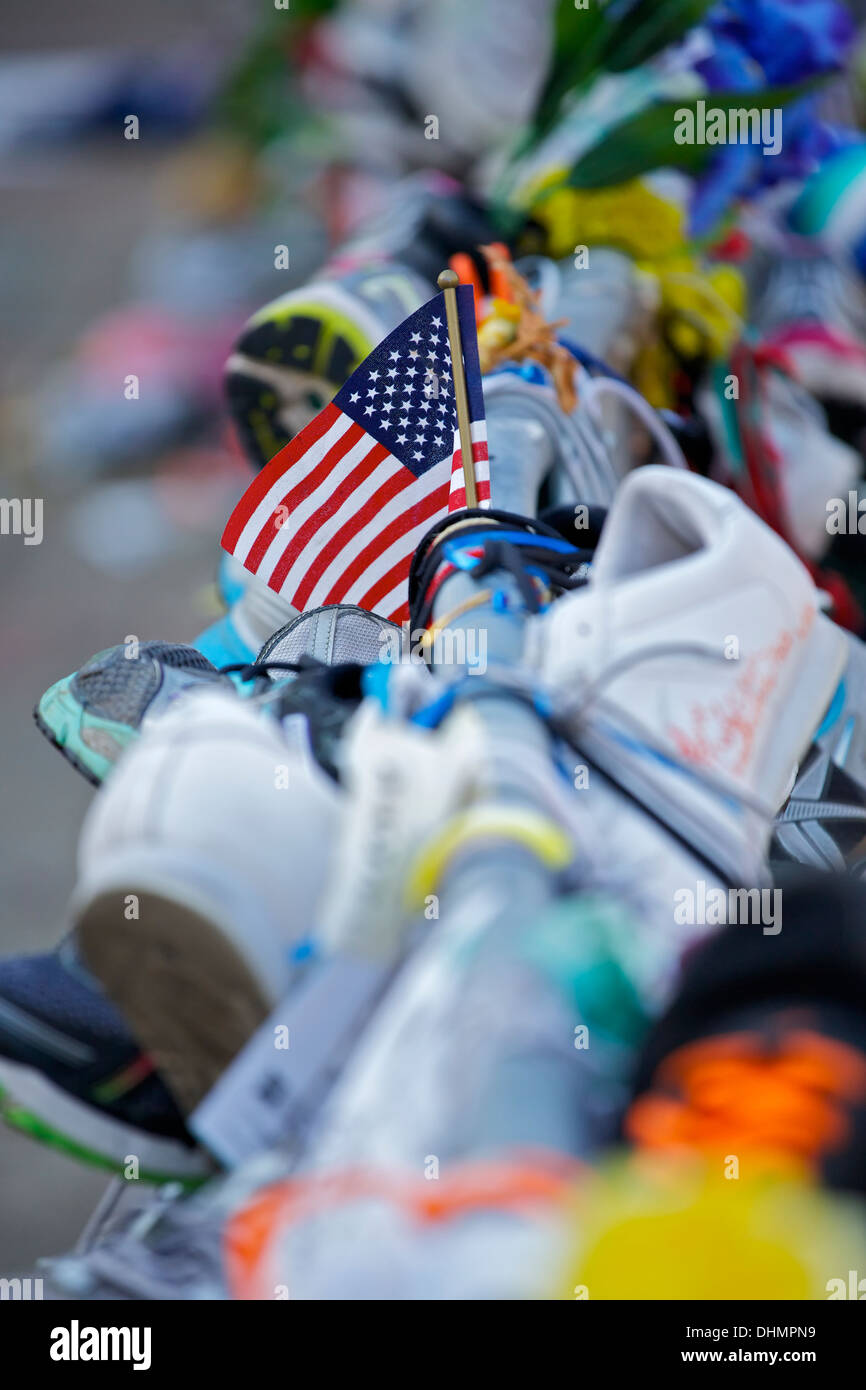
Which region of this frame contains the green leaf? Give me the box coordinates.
[563,85,819,190]
[565,105,710,188]
[531,0,614,145]
[215,1,339,149]
[602,0,717,74]
[531,0,715,146]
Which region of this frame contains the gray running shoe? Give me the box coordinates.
[34,642,231,786]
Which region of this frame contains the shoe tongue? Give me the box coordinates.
[589,466,717,587]
[259,605,402,670]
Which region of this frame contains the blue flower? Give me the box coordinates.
[707,0,854,84]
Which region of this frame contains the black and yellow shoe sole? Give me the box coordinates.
[225,284,383,470]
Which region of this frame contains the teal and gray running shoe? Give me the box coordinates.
[35,641,230,786]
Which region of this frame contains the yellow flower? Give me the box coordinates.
[530,179,685,261]
[640,255,745,362]
[633,340,678,410]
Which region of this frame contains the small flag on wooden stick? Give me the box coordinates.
[221,277,490,625]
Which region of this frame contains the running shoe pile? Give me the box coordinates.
[5,0,866,1300]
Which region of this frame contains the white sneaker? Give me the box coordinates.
[483,367,616,513]
[71,688,342,1114]
[483,362,686,515]
[527,465,848,878]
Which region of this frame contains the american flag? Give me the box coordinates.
[221,285,489,624]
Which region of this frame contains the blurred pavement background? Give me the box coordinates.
[0,0,256,1271]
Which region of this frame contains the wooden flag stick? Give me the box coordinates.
[437,268,478,509]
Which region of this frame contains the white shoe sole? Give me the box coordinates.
[0,1055,211,1181]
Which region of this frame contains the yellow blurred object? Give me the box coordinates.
[630,256,745,406]
[524,175,745,409]
[632,339,679,409]
[558,1155,866,1300]
[477,299,522,369]
[156,134,264,223]
[531,178,686,262]
[489,298,522,323]
[647,257,746,361]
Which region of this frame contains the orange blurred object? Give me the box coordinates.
[224,1155,581,1299]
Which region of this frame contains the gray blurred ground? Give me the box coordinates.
[0,0,244,1272]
